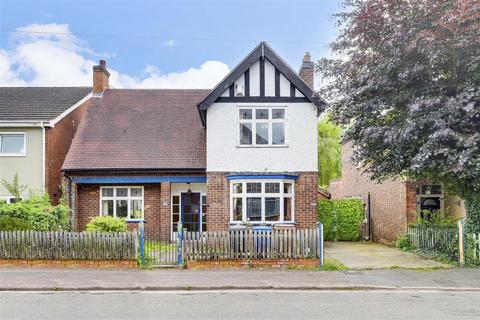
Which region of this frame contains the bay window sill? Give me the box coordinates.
[236,145,289,148]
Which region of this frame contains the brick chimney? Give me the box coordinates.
[299,52,314,89]
[92,60,110,94]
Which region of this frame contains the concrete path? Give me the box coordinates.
[1,268,479,291]
[325,241,450,269]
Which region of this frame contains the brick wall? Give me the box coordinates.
[45,99,90,204]
[75,183,169,240]
[206,172,318,230]
[206,173,230,231]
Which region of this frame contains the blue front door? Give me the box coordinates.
[181,192,201,232]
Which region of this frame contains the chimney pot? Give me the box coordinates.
[303,52,311,63]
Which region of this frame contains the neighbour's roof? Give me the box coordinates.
[0,87,92,121]
[62,89,209,171]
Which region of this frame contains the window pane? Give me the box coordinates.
[284,183,293,194]
[130,200,143,219]
[246,183,261,193]
[239,109,252,119]
[101,200,113,216]
[202,195,207,204]
[173,205,179,214]
[256,123,269,145]
[102,188,114,197]
[240,123,252,145]
[255,109,268,119]
[265,182,280,193]
[272,123,285,145]
[272,109,285,119]
[116,188,128,197]
[172,214,179,223]
[116,200,128,217]
[172,196,180,205]
[0,135,24,153]
[232,198,242,221]
[131,188,142,197]
[202,205,207,214]
[265,198,280,221]
[232,183,243,194]
[246,198,262,221]
[284,197,292,221]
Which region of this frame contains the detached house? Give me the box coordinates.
[62,42,325,240]
[0,87,91,204]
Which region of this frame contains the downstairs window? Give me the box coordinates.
[100,186,144,220]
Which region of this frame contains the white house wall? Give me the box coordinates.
[206,102,318,172]
[249,61,260,96]
[264,59,275,96]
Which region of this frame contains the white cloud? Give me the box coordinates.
[0,23,230,88]
[162,40,175,47]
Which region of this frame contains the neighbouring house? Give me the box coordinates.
[329,142,466,244]
[62,42,325,241]
[0,87,92,204]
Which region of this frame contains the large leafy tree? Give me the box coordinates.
[318,0,480,232]
[318,116,342,187]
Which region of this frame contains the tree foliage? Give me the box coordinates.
[318,0,480,232]
[318,116,342,187]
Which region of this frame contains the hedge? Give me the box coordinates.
[86,216,128,232]
[318,199,364,241]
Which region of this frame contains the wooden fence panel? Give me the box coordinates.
[184,228,319,261]
[0,231,137,260]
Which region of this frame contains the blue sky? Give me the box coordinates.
[0,0,342,88]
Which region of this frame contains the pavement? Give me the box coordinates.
[2,290,479,320]
[1,267,480,291]
[325,241,451,269]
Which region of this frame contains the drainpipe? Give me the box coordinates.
[41,122,46,194]
[64,173,74,228]
[367,192,372,241]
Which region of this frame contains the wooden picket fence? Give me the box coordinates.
[0,231,138,260]
[183,228,320,261]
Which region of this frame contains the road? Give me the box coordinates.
[1,290,479,320]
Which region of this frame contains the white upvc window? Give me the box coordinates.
[0,196,22,204]
[230,180,294,223]
[100,186,144,220]
[0,133,26,156]
[238,107,286,146]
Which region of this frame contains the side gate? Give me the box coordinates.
[139,222,178,266]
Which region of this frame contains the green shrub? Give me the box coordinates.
[0,216,33,231]
[0,193,70,231]
[395,234,415,251]
[318,199,364,241]
[86,216,127,232]
[408,210,456,228]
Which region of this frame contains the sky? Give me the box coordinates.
[0,0,343,88]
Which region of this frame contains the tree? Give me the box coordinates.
[318,116,342,187]
[317,0,480,232]
[1,173,27,201]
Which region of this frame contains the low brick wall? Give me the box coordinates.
[187,259,319,269]
[0,259,137,268]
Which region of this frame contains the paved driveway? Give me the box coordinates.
[325,241,451,269]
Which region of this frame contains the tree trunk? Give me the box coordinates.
[465,194,480,234]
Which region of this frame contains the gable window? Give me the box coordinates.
[0,133,26,156]
[230,180,294,223]
[100,186,144,220]
[238,108,285,146]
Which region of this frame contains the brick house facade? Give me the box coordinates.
[329,142,466,244]
[62,42,325,240]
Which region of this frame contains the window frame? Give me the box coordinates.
[99,186,144,221]
[0,132,26,156]
[0,196,22,204]
[237,107,287,147]
[229,179,295,224]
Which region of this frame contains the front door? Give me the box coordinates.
[181,192,201,232]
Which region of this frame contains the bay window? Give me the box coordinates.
[230,180,294,223]
[100,186,144,220]
[238,107,286,146]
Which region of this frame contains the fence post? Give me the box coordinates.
[177,222,184,267]
[318,222,324,267]
[458,219,465,265]
[139,222,145,266]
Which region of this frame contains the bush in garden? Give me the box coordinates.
[86,216,127,232]
[318,199,364,241]
[0,216,33,231]
[0,193,70,231]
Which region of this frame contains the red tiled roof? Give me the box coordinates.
[62,89,209,171]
